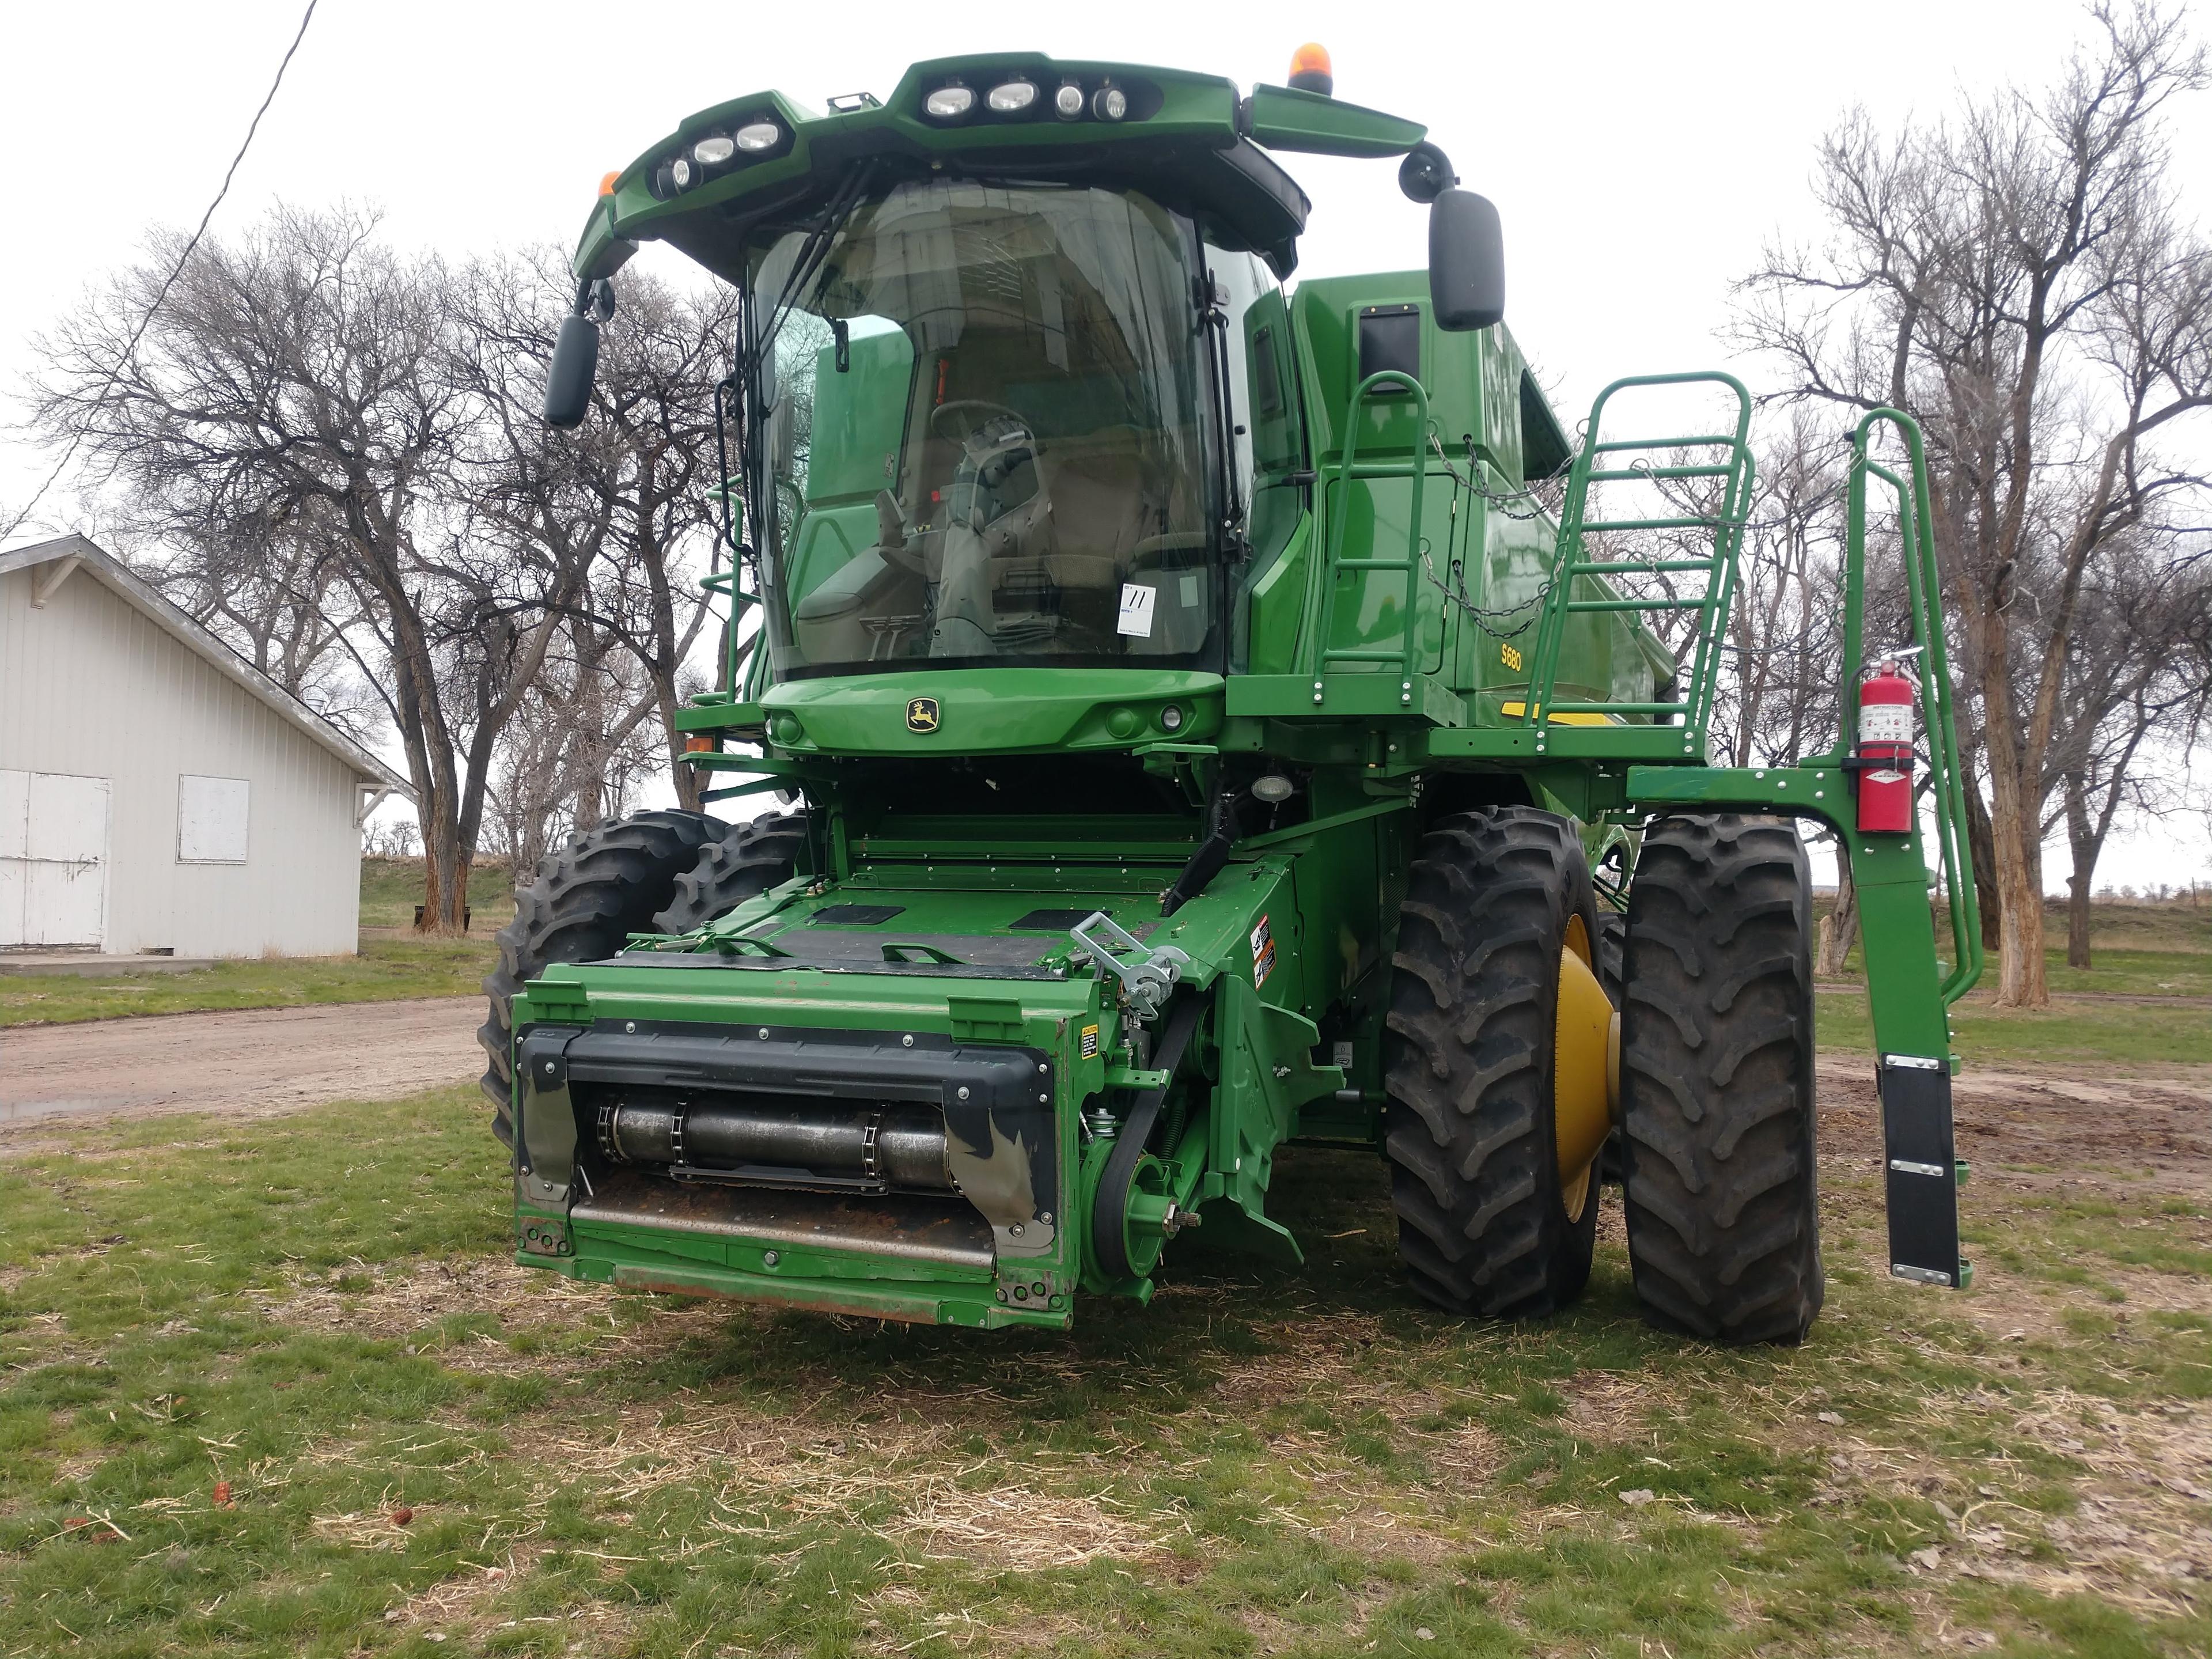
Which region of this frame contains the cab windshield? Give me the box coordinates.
[748,179,1218,678]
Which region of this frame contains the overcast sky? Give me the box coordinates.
[6,1,2208,888]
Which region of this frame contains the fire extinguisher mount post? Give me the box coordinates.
[1839,411,1985,1291]
[1842,419,1983,1009]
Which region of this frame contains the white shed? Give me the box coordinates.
[0,534,406,959]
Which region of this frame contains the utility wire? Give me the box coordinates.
[2,0,320,546]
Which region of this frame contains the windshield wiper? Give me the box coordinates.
[747,161,877,408]
[734,162,878,608]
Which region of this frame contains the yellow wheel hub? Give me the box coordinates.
[1554,916,1620,1219]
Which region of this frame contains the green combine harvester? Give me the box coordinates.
[487,47,1982,1340]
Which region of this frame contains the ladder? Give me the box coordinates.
[1518,373,1756,755]
[1300,372,1432,709]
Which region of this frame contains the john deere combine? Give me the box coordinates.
[486,48,1982,1340]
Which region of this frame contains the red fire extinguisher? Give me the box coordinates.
[1856,658,1917,834]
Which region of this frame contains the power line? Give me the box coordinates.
[2,0,320,546]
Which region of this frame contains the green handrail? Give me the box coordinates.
[1520,373,1755,747]
[1842,410,1983,1006]
[1301,372,1431,703]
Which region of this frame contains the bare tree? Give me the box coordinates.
[1734,1,2212,1005]
[2052,537,2212,961]
[452,251,735,816]
[29,206,592,933]
[485,615,677,879]
[134,503,377,728]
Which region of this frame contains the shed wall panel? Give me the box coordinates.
[0,566,365,957]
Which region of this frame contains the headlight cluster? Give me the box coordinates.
[922,74,1133,125]
[653,116,785,198]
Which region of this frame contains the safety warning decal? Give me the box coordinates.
[1250,914,1276,988]
[1080,1024,1100,1059]
[1859,702,1912,744]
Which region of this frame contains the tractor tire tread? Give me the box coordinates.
[1619,814,1823,1345]
[652,815,811,935]
[1383,806,1601,1320]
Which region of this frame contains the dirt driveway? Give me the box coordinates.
[0,997,483,1134]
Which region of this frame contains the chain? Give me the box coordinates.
[1414,426,1561,637]
[1425,428,1554,520]
[1419,546,1558,640]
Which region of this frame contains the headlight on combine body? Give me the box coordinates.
[1092,85,1128,122]
[925,84,975,119]
[734,119,781,151]
[1054,81,1085,119]
[692,134,736,166]
[988,79,1037,113]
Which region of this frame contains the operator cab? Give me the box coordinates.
[544,52,1505,705]
[759,179,1226,675]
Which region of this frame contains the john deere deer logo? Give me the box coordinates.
[906,696,940,734]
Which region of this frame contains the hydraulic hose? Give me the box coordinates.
[1160,790,1245,917]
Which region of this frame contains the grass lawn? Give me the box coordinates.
[1817,990,2212,1070]
[360,859,518,933]
[0,938,497,1029]
[0,857,519,1028]
[1809,896,2212,1069]
[1820,899,2212,1000]
[1,1083,2206,1658]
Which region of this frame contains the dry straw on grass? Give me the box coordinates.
[1820,1387,2211,1618]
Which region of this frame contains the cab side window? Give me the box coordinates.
[1238,281,1306,592]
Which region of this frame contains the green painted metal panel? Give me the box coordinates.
[760,668,1225,756]
[1242,513,1313,676]
[574,57,1260,282]
[1241,84,1426,158]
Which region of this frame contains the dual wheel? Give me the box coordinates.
[1384,808,1822,1344]
[479,809,808,1142]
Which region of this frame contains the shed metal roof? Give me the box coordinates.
[1,533,409,794]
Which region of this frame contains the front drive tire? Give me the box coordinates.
[478,809,727,1142]
[1619,815,1823,1344]
[1384,807,1603,1319]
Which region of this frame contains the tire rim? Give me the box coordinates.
[1554,915,1616,1221]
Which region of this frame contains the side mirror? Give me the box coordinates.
[1429,188,1505,332]
[543,312,600,428]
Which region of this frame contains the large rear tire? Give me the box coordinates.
[1384,807,1603,1319]
[1619,815,1823,1344]
[478,809,726,1141]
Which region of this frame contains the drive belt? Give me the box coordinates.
[1090,992,1206,1282]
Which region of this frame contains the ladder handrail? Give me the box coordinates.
[1844,410,1983,1006]
[1521,373,1756,744]
[1302,373,1431,699]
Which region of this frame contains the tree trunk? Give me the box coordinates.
[2065,870,2094,970]
[420,807,471,937]
[1987,803,2050,1008]
[1961,774,2003,953]
[2063,772,2095,971]
[1817,851,1861,978]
